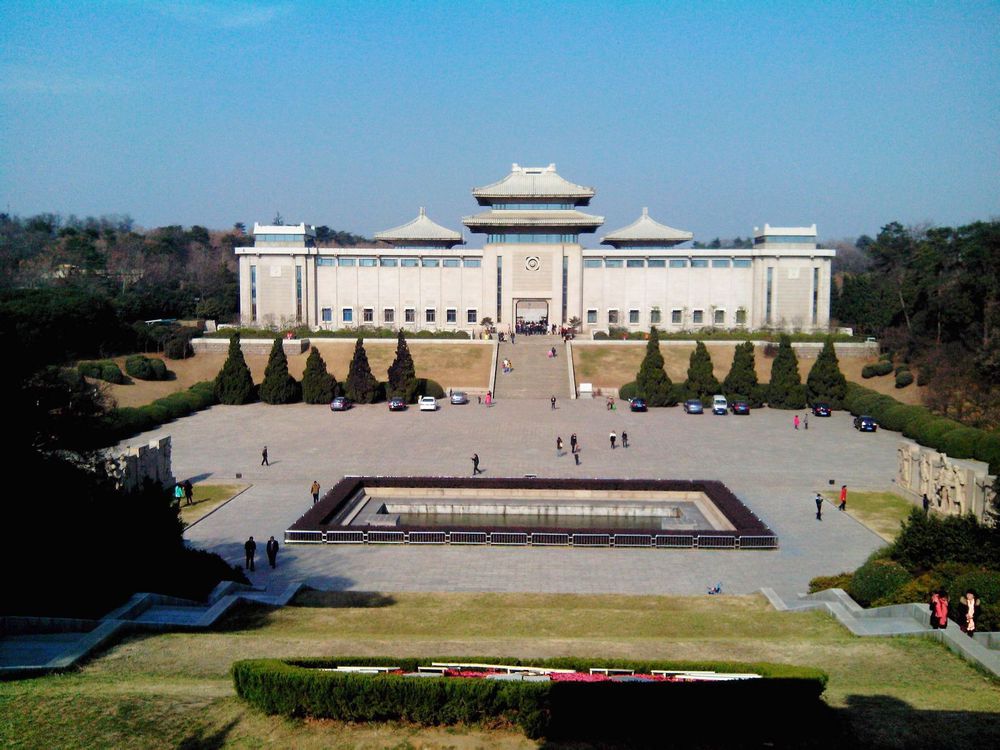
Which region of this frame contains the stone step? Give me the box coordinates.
[493,336,569,399]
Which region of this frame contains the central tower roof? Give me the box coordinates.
[471,163,596,205]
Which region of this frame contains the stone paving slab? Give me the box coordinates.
[139,397,904,599]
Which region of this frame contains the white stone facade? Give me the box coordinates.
[236,166,835,334]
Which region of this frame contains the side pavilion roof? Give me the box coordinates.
[472,163,596,201]
[374,207,463,243]
[601,208,693,246]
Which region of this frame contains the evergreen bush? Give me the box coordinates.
[387,331,419,402]
[259,338,301,404]
[894,370,914,388]
[950,570,1000,631]
[848,559,911,606]
[913,418,963,448]
[805,338,848,408]
[164,336,194,359]
[634,327,675,406]
[939,428,984,460]
[79,360,127,384]
[684,341,720,401]
[301,346,337,404]
[894,364,910,376]
[889,509,998,571]
[861,364,878,379]
[767,335,805,409]
[125,355,170,381]
[618,381,638,401]
[808,572,854,593]
[878,404,925,433]
[345,338,378,403]
[722,341,760,404]
[875,361,894,376]
[973,433,1000,475]
[214,334,256,405]
[416,378,446,399]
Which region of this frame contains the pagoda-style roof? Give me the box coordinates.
[600,208,693,247]
[472,163,596,203]
[462,209,604,231]
[374,207,464,246]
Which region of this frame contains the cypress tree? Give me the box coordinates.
[345,338,378,403]
[768,334,806,408]
[301,346,337,404]
[259,338,301,404]
[806,337,848,408]
[722,341,760,403]
[634,326,674,406]
[387,331,418,402]
[684,341,720,401]
[214,333,255,404]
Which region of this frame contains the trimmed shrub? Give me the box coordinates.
[683,341,719,401]
[901,413,935,440]
[913,418,964,449]
[79,360,126,384]
[164,336,194,359]
[723,341,759,405]
[889,508,998,571]
[862,361,893,378]
[345,338,378,403]
[878,404,926,433]
[939,428,984,460]
[973,433,1000,475]
[215,333,256,405]
[808,572,853,594]
[125,355,170,381]
[259,338,301,404]
[618,381,638,401]
[950,570,1000,631]
[301,346,337,404]
[894,364,910,376]
[806,337,848,408]
[861,364,878,379]
[767,335,805,409]
[387,331,419,402]
[894,370,914,388]
[416,378,446,399]
[848,559,911,607]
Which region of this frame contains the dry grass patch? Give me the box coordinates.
[178,483,248,527]
[824,490,916,542]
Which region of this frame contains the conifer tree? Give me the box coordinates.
[259,338,301,404]
[301,346,337,404]
[345,338,378,403]
[214,333,255,404]
[767,334,806,408]
[806,337,848,408]
[722,341,760,402]
[684,341,720,400]
[634,326,674,406]
[387,330,418,402]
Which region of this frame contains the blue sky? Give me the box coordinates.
[1,0,997,243]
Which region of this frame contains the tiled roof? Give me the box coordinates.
[472,163,596,199]
[600,208,692,245]
[462,209,604,228]
[374,207,463,243]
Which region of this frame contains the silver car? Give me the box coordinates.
[450,391,469,405]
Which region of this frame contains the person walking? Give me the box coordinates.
[622,431,629,448]
[609,431,617,449]
[551,395,557,410]
[183,479,194,506]
[244,536,257,571]
[570,433,578,453]
[471,453,482,475]
[960,589,980,637]
[814,493,823,521]
[311,480,321,504]
[934,589,950,629]
[261,446,269,466]
[804,413,809,430]
[266,536,279,569]
[556,436,564,456]
[838,485,848,511]
[174,483,184,505]
[922,493,930,514]
[574,447,581,466]
[794,415,800,430]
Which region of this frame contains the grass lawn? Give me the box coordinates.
[824,490,916,541]
[178,484,248,528]
[1,591,997,748]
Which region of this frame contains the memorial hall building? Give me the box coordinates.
[236,164,834,334]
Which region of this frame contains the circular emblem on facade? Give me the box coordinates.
[525,256,541,271]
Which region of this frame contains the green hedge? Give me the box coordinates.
[206,326,470,340]
[416,378,446,399]
[848,559,911,607]
[233,656,827,740]
[895,370,914,388]
[862,361,893,378]
[125,354,170,381]
[939,428,984,460]
[78,359,127,384]
[104,381,218,443]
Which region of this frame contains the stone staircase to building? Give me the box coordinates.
[492,335,570,400]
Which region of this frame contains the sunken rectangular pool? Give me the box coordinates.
[285,477,777,550]
[285,476,778,549]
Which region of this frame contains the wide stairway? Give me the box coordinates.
[493,334,570,399]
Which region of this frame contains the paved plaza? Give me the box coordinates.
[138,398,905,600]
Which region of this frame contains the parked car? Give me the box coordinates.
[731,400,750,415]
[683,399,704,414]
[450,391,469,405]
[419,395,438,411]
[629,397,648,412]
[811,403,831,417]
[388,396,407,411]
[712,395,728,415]
[330,396,352,411]
[854,415,878,432]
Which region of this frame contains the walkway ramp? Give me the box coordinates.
[492,335,570,399]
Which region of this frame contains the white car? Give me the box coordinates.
[418,396,438,411]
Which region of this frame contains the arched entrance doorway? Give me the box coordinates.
[515,299,549,334]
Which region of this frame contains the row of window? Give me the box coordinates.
[322,307,479,325]
[254,234,307,243]
[316,257,482,268]
[583,258,753,269]
[490,203,574,210]
[486,233,579,243]
[586,308,748,326]
[753,235,815,244]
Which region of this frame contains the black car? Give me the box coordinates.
[731,400,750,415]
[388,396,407,411]
[629,398,647,412]
[854,415,877,432]
[330,396,352,411]
[812,403,831,417]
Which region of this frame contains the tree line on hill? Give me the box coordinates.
[829,220,999,429]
